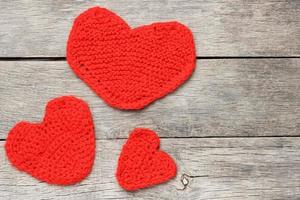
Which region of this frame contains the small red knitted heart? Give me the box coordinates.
[67,7,196,110]
[5,96,95,185]
[116,128,177,191]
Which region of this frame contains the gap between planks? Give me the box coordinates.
[0,56,300,61]
[1,135,300,142]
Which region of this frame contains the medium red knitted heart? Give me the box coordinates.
[67,7,196,110]
[116,128,177,191]
[5,96,95,185]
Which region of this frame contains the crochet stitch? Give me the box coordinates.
[116,128,177,191]
[5,96,95,185]
[67,7,196,110]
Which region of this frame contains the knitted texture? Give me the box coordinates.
[67,7,196,110]
[5,96,95,185]
[116,128,177,191]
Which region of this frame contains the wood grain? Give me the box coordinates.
[0,0,299,57]
[0,59,299,139]
[1,137,300,200]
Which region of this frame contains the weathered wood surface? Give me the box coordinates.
[1,1,300,199]
[0,59,299,139]
[1,138,300,200]
[0,0,299,57]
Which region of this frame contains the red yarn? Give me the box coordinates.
[116,128,177,191]
[67,7,196,110]
[5,96,95,185]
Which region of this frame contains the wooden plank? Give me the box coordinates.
[0,137,299,199]
[0,0,299,57]
[0,59,299,139]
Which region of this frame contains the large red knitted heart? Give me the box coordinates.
[67,7,196,110]
[116,128,177,191]
[5,96,95,185]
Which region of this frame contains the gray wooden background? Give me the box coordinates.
[0,0,299,199]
